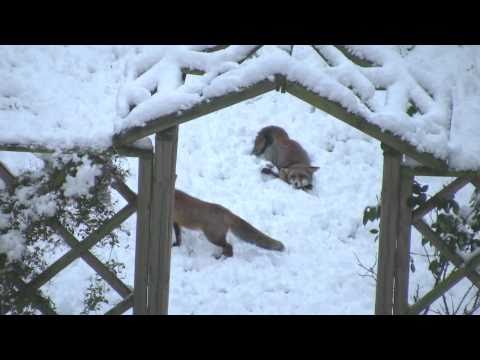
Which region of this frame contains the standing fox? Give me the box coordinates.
[173,189,285,257]
[252,125,319,190]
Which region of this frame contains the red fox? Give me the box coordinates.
[252,126,319,190]
[173,189,285,257]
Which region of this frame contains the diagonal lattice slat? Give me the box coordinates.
[410,217,480,313]
[408,251,480,314]
[412,176,473,222]
[400,173,480,314]
[105,294,134,315]
[49,219,132,299]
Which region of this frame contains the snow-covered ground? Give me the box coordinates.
[1,45,478,314]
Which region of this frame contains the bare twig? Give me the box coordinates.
[354,253,377,282]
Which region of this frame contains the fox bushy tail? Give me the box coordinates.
[229,214,285,251]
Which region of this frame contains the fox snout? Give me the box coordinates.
[290,177,311,189]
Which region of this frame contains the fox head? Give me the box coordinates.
[280,165,319,190]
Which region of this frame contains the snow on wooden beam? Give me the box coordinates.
[113,78,277,147]
[333,46,377,67]
[285,81,450,171]
[0,140,153,158]
[406,166,480,178]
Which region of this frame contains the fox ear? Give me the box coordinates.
[308,166,320,173]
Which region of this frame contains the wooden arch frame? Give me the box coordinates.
[2,45,479,315]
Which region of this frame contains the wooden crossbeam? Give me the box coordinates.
[111,177,138,205]
[50,220,132,299]
[408,252,480,314]
[333,46,378,67]
[238,45,263,64]
[202,45,229,53]
[0,143,153,159]
[0,162,16,189]
[412,176,473,222]
[105,294,134,315]
[405,166,480,177]
[15,203,136,303]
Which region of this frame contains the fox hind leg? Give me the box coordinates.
[203,228,233,258]
[173,222,182,247]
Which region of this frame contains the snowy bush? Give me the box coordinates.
[0,152,128,314]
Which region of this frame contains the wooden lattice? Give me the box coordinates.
[407,175,480,314]
[0,160,140,315]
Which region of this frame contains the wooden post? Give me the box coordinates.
[133,156,153,315]
[375,144,402,315]
[393,167,414,314]
[148,126,178,314]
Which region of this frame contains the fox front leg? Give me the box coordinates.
[261,164,280,178]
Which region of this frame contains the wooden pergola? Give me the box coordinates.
[2,45,479,315]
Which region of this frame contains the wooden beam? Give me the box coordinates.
[113,79,276,147]
[375,145,402,315]
[412,176,473,223]
[393,167,414,314]
[0,143,153,158]
[105,294,134,315]
[407,166,480,177]
[50,219,132,300]
[114,144,154,159]
[238,45,263,64]
[285,81,449,171]
[133,156,153,315]
[0,161,16,190]
[202,45,229,53]
[147,127,178,314]
[111,177,138,205]
[333,46,377,67]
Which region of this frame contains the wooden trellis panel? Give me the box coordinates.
[0,153,152,315]
[375,165,480,315]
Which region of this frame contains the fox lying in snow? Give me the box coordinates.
[173,189,285,258]
[252,125,319,190]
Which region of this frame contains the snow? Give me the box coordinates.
[2,45,480,314]
[0,230,25,261]
[0,45,139,150]
[62,156,102,198]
